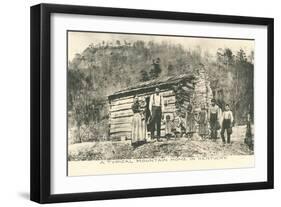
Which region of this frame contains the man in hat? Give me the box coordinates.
[149,87,164,141]
[208,99,221,141]
[220,104,234,144]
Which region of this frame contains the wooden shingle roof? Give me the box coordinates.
[108,74,194,100]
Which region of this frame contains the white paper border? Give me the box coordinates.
[51,13,267,194]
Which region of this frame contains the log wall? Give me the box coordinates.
[109,86,193,139]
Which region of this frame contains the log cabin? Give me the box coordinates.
[108,67,213,140]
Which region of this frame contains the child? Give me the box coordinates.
[164,115,173,139]
[220,104,234,144]
[173,111,186,138]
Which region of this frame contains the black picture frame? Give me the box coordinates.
[30,3,274,204]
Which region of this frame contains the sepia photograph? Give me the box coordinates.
[67,31,255,176]
[29,3,274,203]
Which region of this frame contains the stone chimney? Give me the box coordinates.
[192,64,213,109]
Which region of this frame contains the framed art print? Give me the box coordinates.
[30,3,274,203]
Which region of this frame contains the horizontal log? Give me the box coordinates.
[110,122,132,127]
[110,110,133,118]
[165,100,176,106]
[110,90,174,105]
[110,129,169,137]
[109,84,177,98]
[110,129,177,138]
[110,98,134,106]
[109,117,132,125]
[110,97,176,112]
[110,131,132,137]
[163,111,177,116]
[110,114,133,119]
[110,127,132,134]
[110,113,176,127]
[109,108,177,119]
[163,91,175,97]
[110,104,153,113]
[165,96,176,101]
[109,104,176,115]
[111,91,175,101]
[185,82,194,88]
[163,104,176,110]
[112,121,175,132]
[113,132,167,139]
[110,123,132,129]
[111,120,170,131]
[110,125,170,132]
[109,109,182,121]
[110,112,177,124]
[165,102,175,107]
[175,93,192,97]
[182,86,193,91]
[110,103,133,112]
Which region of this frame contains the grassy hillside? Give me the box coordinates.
[68,126,253,161]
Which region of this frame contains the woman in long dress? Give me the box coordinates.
[186,101,196,138]
[197,104,209,140]
[131,96,147,147]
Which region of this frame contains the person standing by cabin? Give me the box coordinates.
[164,115,173,139]
[197,104,209,140]
[149,87,164,141]
[244,107,253,150]
[185,100,196,138]
[220,104,234,144]
[131,96,146,148]
[173,111,186,138]
[208,99,221,141]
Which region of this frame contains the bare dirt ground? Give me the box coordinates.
[68,125,254,161]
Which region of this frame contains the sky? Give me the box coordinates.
[68,31,254,61]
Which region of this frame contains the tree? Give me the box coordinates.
[167,63,174,76]
[224,48,234,66]
[116,40,121,46]
[140,69,150,81]
[248,50,254,64]
[236,49,248,63]
[149,58,162,79]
